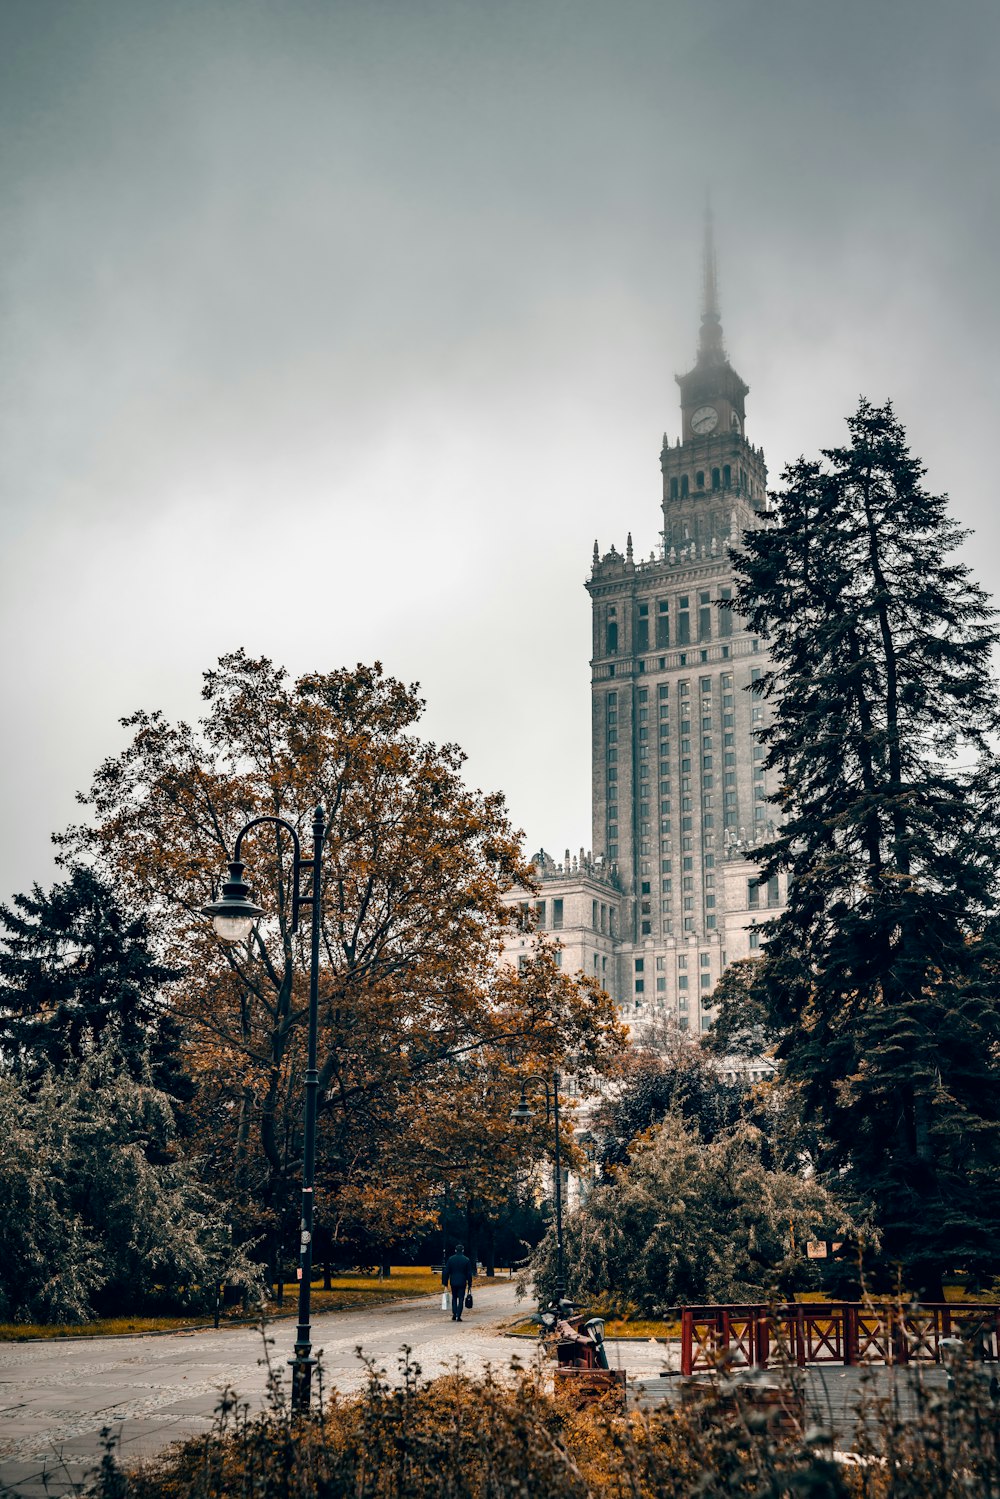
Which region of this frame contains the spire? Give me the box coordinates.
[698,199,726,364]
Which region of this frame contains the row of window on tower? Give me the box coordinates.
[668,464,745,499]
[605,590,734,656]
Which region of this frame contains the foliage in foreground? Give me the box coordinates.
[81,1343,1000,1499]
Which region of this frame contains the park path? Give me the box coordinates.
[0,1280,670,1497]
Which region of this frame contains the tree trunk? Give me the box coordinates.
[380,1255,391,1278]
[465,1200,476,1271]
[485,1220,496,1277]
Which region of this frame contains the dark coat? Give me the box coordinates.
[442,1252,473,1289]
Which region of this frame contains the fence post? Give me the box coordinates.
[844,1303,857,1367]
[681,1309,693,1377]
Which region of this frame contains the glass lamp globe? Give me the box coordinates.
[201,858,264,943]
[213,913,257,944]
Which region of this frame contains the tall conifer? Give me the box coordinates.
[733,399,1000,1295]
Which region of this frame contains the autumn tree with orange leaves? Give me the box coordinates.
[61,652,625,1276]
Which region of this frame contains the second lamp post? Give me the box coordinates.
[201,805,325,1415]
[511,1070,567,1304]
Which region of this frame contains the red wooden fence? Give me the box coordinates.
[679,1303,1000,1375]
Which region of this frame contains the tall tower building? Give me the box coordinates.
[585,221,782,1026]
[504,222,784,1035]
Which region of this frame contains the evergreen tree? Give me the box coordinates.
[733,398,1000,1296]
[532,1113,846,1313]
[0,865,186,1094]
[0,1050,258,1323]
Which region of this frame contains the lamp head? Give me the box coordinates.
[510,1094,535,1124]
[201,859,265,943]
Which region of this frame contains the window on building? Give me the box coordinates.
[711,467,720,490]
[550,898,563,929]
[670,477,679,499]
[635,979,645,993]
[681,474,689,497]
[656,601,669,648]
[534,901,546,927]
[698,591,712,641]
[607,620,618,653]
[719,587,733,638]
[696,470,705,488]
[641,920,652,935]
[723,464,731,488]
[748,880,760,910]
[750,929,761,949]
[636,603,649,652]
[677,597,690,645]
[767,875,780,907]
[656,976,666,992]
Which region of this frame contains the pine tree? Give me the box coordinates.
[0,865,185,1092]
[733,398,1000,1296]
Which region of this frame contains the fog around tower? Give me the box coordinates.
[1,0,997,902]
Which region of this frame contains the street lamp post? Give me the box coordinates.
[511,1071,566,1303]
[202,805,326,1415]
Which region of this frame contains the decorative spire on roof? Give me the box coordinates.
[698,200,726,365]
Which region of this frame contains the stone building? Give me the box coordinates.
[504,228,785,1029]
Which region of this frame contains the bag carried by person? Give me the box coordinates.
[441,1291,449,1311]
[465,1293,473,1309]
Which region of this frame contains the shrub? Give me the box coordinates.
[87,1337,1000,1498]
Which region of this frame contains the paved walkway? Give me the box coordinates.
[0,1282,671,1497]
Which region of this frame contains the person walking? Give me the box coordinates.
[442,1243,474,1322]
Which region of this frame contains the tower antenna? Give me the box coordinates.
[702,197,720,321]
[699,196,725,362]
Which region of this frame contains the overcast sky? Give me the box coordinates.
[2,0,998,904]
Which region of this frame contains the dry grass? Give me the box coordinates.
[0,1267,446,1341]
[85,1336,1000,1498]
[0,1314,215,1341]
[508,1316,681,1341]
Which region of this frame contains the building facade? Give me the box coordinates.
[504,234,784,1030]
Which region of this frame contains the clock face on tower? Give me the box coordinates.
[691,405,719,435]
